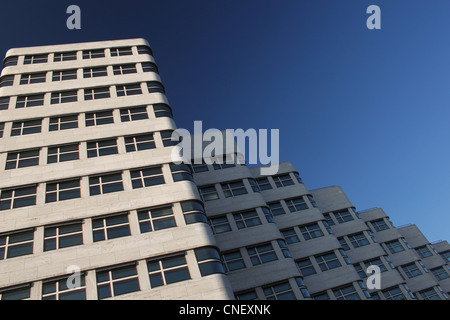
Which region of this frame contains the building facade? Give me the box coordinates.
[0,39,234,300]
[0,39,448,300]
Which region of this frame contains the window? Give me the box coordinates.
[221,181,247,198]
[385,240,405,254]
[273,174,294,187]
[222,250,246,272]
[0,123,4,138]
[89,173,124,196]
[0,75,13,87]
[137,206,176,233]
[24,54,47,64]
[0,97,9,110]
[268,201,285,216]
[402,263,422,279]
[124,133,156,152]
[170,163,194,182]
[195,247,225,276]
[84,87,110,100]
[248,179,260,193]
[235,290,258,300]
[181,200,208,225]
[199,186,219,202]
[83,66,107,78]
[333,284,360,300]
[54,51,77,62]
[130,167,165,189]
[120,106,148,122]
[44,222,83,251]
[255,177,272,191]
[281,228,300,244]
[285,197,308,212]
[0,185,37,210]
[0,230,34,259]
[52,69,77,81]
[334,210,354,223]
[147,255,190,287]
[153,104,173,118]
[110,47,132,56]
[0,76,11,88]
[142,62,158,73]
[323,214,335,226]
[49,115,78,131]
[160,130,179,147]
[278,239,292,258]
[5,149,40,170]
[113,64,137,75]
[234,210,261,229]
[316,252,342,272]
[116,83,142,96]
[382,286,406,300]
[364,257,388,273]
[87,139,118,158]
[212,156,236,170]
[92,213,130,241]
[45,179,81,203]
[15,94,45,108]
[431,267,449,281]
[20,72,46,85]
[312,292,330,300]
[192,162,209,173]
[247,243,278,266]
[11,119,41,136]
[42,275,86,300]
[371,219,390,232]
[348,233,370,248]
[96,265,140,299]
[419,288,440,300]
[338,237,350,251]
[296,258,316,277]
[47,144,79,163]
[0,285,31,300]
[263,282,296,300]
[147,81,165,93]
[300,223,324,240]
[3,56,18,68]
[85,110,114,127]
[440,250,450,262]
[209,216,231,234]
[416,246,433,259]
[307,195,318,208]
[82,49,105,59]
[51,90,78,104]
[137,45,153,56]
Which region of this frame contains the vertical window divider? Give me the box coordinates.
[128,209,140,235]
[121,169,133,191]
[34,226,45,254]
[112,109,121,124]
[35,182,46,206]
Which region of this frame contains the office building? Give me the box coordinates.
[0,39,448,300]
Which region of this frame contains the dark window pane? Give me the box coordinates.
[59,234,83,248]
[165,267,190,284]
[113,278,140,296]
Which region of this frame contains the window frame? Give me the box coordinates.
[89,173,124,196]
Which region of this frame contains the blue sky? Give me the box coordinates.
[1,0,449,242]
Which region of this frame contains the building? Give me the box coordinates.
[0,39,234,300]
[0,39,448,300]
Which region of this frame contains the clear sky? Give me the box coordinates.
[1,1,449,242]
